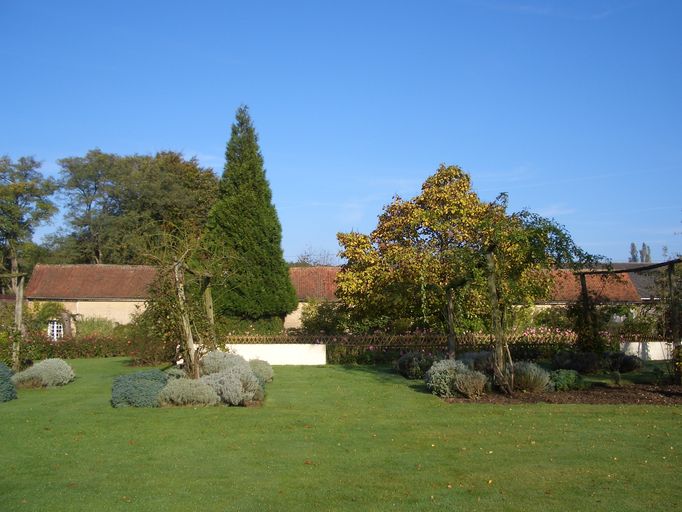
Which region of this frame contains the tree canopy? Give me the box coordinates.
[205,106,297,320]
[337,164,593,337]
[51,149,219,264]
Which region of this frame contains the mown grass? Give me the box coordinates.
[1,358,680,511]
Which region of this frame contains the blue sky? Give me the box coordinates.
[2,0,681,262]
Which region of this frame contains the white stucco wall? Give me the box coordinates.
[226,343,327,365]
[620,341,671,361]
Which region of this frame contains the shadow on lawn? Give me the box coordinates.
[334,364,432,394]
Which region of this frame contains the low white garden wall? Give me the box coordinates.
[620,341,671,361]
[226,343,327,365]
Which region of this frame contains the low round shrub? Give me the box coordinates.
[453,370,488,399]
[458,351,494,373]
[158,378,220,406]
[425,359,469,398]
[512,361,551,392]
[249,359,274,384]
[164,367,187,379]
[607,352,644,373]
[11,358,75,388]
[552,351,605,374]
[200,351,249,376]
[550,369,584,391]
[1,362,17,402]
[111,369,169,408]
[200,366,263,406]
[396,351,436,380]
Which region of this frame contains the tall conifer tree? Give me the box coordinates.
[205,106,297,319]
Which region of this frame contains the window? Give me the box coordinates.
[47,320,64,341]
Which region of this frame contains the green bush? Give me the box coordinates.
[552,351,605,374]
[111,370,168,408]
[458,351,494,373]
[0,362,17,402]
[424,359,469,398]
[200,366,263,406]
[300,300,348,334]
[512,362,551,392]
[216,316,284,336]
[12,358,75,388]
[200,351,249,375]
[607,352,644,373]
[249,359,274,384]
[158,378,220,406]
[550,369,585,391]
[395,351,437,380]
[164,367,187,379]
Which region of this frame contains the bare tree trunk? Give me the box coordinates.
[487,250,512,394]
[11,274,24,372]
[201,276,216,344]
[446,288,456,358]
[173,261,199,379]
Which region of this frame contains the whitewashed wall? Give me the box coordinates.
[620,341,671,361]
[226,344,327,365]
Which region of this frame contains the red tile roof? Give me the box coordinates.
[288,266,340,301]
[25,264,158,300]
[546,270,640,304]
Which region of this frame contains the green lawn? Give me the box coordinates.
[1,358,680,512]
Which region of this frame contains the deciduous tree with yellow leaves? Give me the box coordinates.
[337,164,593,392]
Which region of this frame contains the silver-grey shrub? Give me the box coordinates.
[200,366,263,406]
[164,367,187,379]
[453,370,488,399]
[424,359,469,398]
[158,378,220,406]
[12,358,75,388]
[249,359,274,384]
[200,350,249,376]
[513,361,551,392]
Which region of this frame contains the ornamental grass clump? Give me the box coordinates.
[200,350,250,375]
[249,359,274,385]
[158,378,220,406]
[513,361,551,392]
[0,362,17,402]
[11,358,75,388]
[111,369,168,408]
[395,351,436,380]
[201,365,263,406]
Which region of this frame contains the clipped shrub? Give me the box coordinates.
[249,359,274,384]
[550,369,585,391]
[200,366,263,406]
[0,361,12,379]
[200,350,249,376]
[396,351,436,380]
[111,369,168,408]
[158,378,220,406]
[458,351,494,373]
[552,351,605,374]
[453,370,488,399]
[513,361,551,392]
[425,359,469,398]
[607,352,644,374]
[12,358,75,388]
[164,367,187,379]
[0,362,17,402]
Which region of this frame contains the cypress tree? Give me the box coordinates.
[205,105,297,320]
